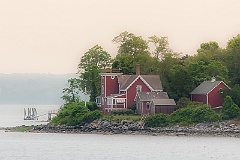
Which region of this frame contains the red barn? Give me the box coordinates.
[190,77,229,109]
[96,64,175,114]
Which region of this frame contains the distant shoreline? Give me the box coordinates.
[4,119,240,138]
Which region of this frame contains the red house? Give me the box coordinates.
[96,64,175,114]
[190,77,229,109]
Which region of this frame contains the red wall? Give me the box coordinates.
[192,94,207,104]
[105,75,119,96]
[127,78,151,107]
[208,82,226,108]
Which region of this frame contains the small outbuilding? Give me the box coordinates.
[135,92,176,115]
[190,77,229,109]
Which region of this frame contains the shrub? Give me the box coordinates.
[176,97,191,108]
[221,96,240,120]
[170,104,219,125]
[192,104,218,123]
[111,109,134,115]
[170,107,195,124]
[86,102,98,111]
[145,113,170,127]
[81,110,102,124]
[51,102,102,126]
[128,104,136,113]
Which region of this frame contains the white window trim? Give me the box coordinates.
[136,85,142,92]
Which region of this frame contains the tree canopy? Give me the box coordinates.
[78,45,112,102]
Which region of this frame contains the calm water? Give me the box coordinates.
[0,105,240,160]
[0,105,60,128]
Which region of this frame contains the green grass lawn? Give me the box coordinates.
[103,115,142,121]
[11,126,33,132]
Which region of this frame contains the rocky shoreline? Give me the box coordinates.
[7,119,240,138]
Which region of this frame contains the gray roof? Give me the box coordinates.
[137,92,169,101]
[190,81,223,95]
[152,99,176,106]
[118,74,163,91]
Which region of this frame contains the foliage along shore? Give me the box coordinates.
[5,119,240,138]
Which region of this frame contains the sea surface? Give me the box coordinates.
[0,105,240,160]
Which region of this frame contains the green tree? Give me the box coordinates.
[168,66,194,100]
[221,96,240,120]
[112,31,150,57]
[225,34,240,84]
[112,32,156,75]
[61,78,81,104]
[78,45,112,102]
[187,60,229,86]
[197,41,220,53]
[148,35,172,60]
[221,84,240,107]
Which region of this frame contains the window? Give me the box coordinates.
[107,98,112,105]
[116,99,125,103]
[96,97,101,104]
[96,97,101,107]
[136,85,142,92]
[107,98,117,105]
[146,102,150,110]
[219,88,223,94]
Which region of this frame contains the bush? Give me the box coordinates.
[51,102,102,126]
[171,104,219,125]
[86,102,98,111]
[192,105,219,123]
[221,96,240,120]
[170,107,195,124]
[111,109,134,115]
[128,104,136,113]
[81,110,102,124]
[145,113,170,127]
[176,97,192,108]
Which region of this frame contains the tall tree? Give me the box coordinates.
[168,65,194,100]
[148,35,172,60]
[61,78,81,104]
[187,60,229,87]
[225,34,240,84]
[112,31,150,57]
[78,45,112,102]
[112,31,155,74]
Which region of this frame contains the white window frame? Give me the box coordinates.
[136,85,142,93]
[107,98,113,105]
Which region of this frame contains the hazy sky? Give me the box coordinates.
[0,0,240,74]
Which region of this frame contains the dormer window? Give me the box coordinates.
[136,85,142,92]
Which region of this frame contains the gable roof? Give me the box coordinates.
[190,81,226,95]
[137,92,169,101]
[152,99,176,106]
[118,75,163,91]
